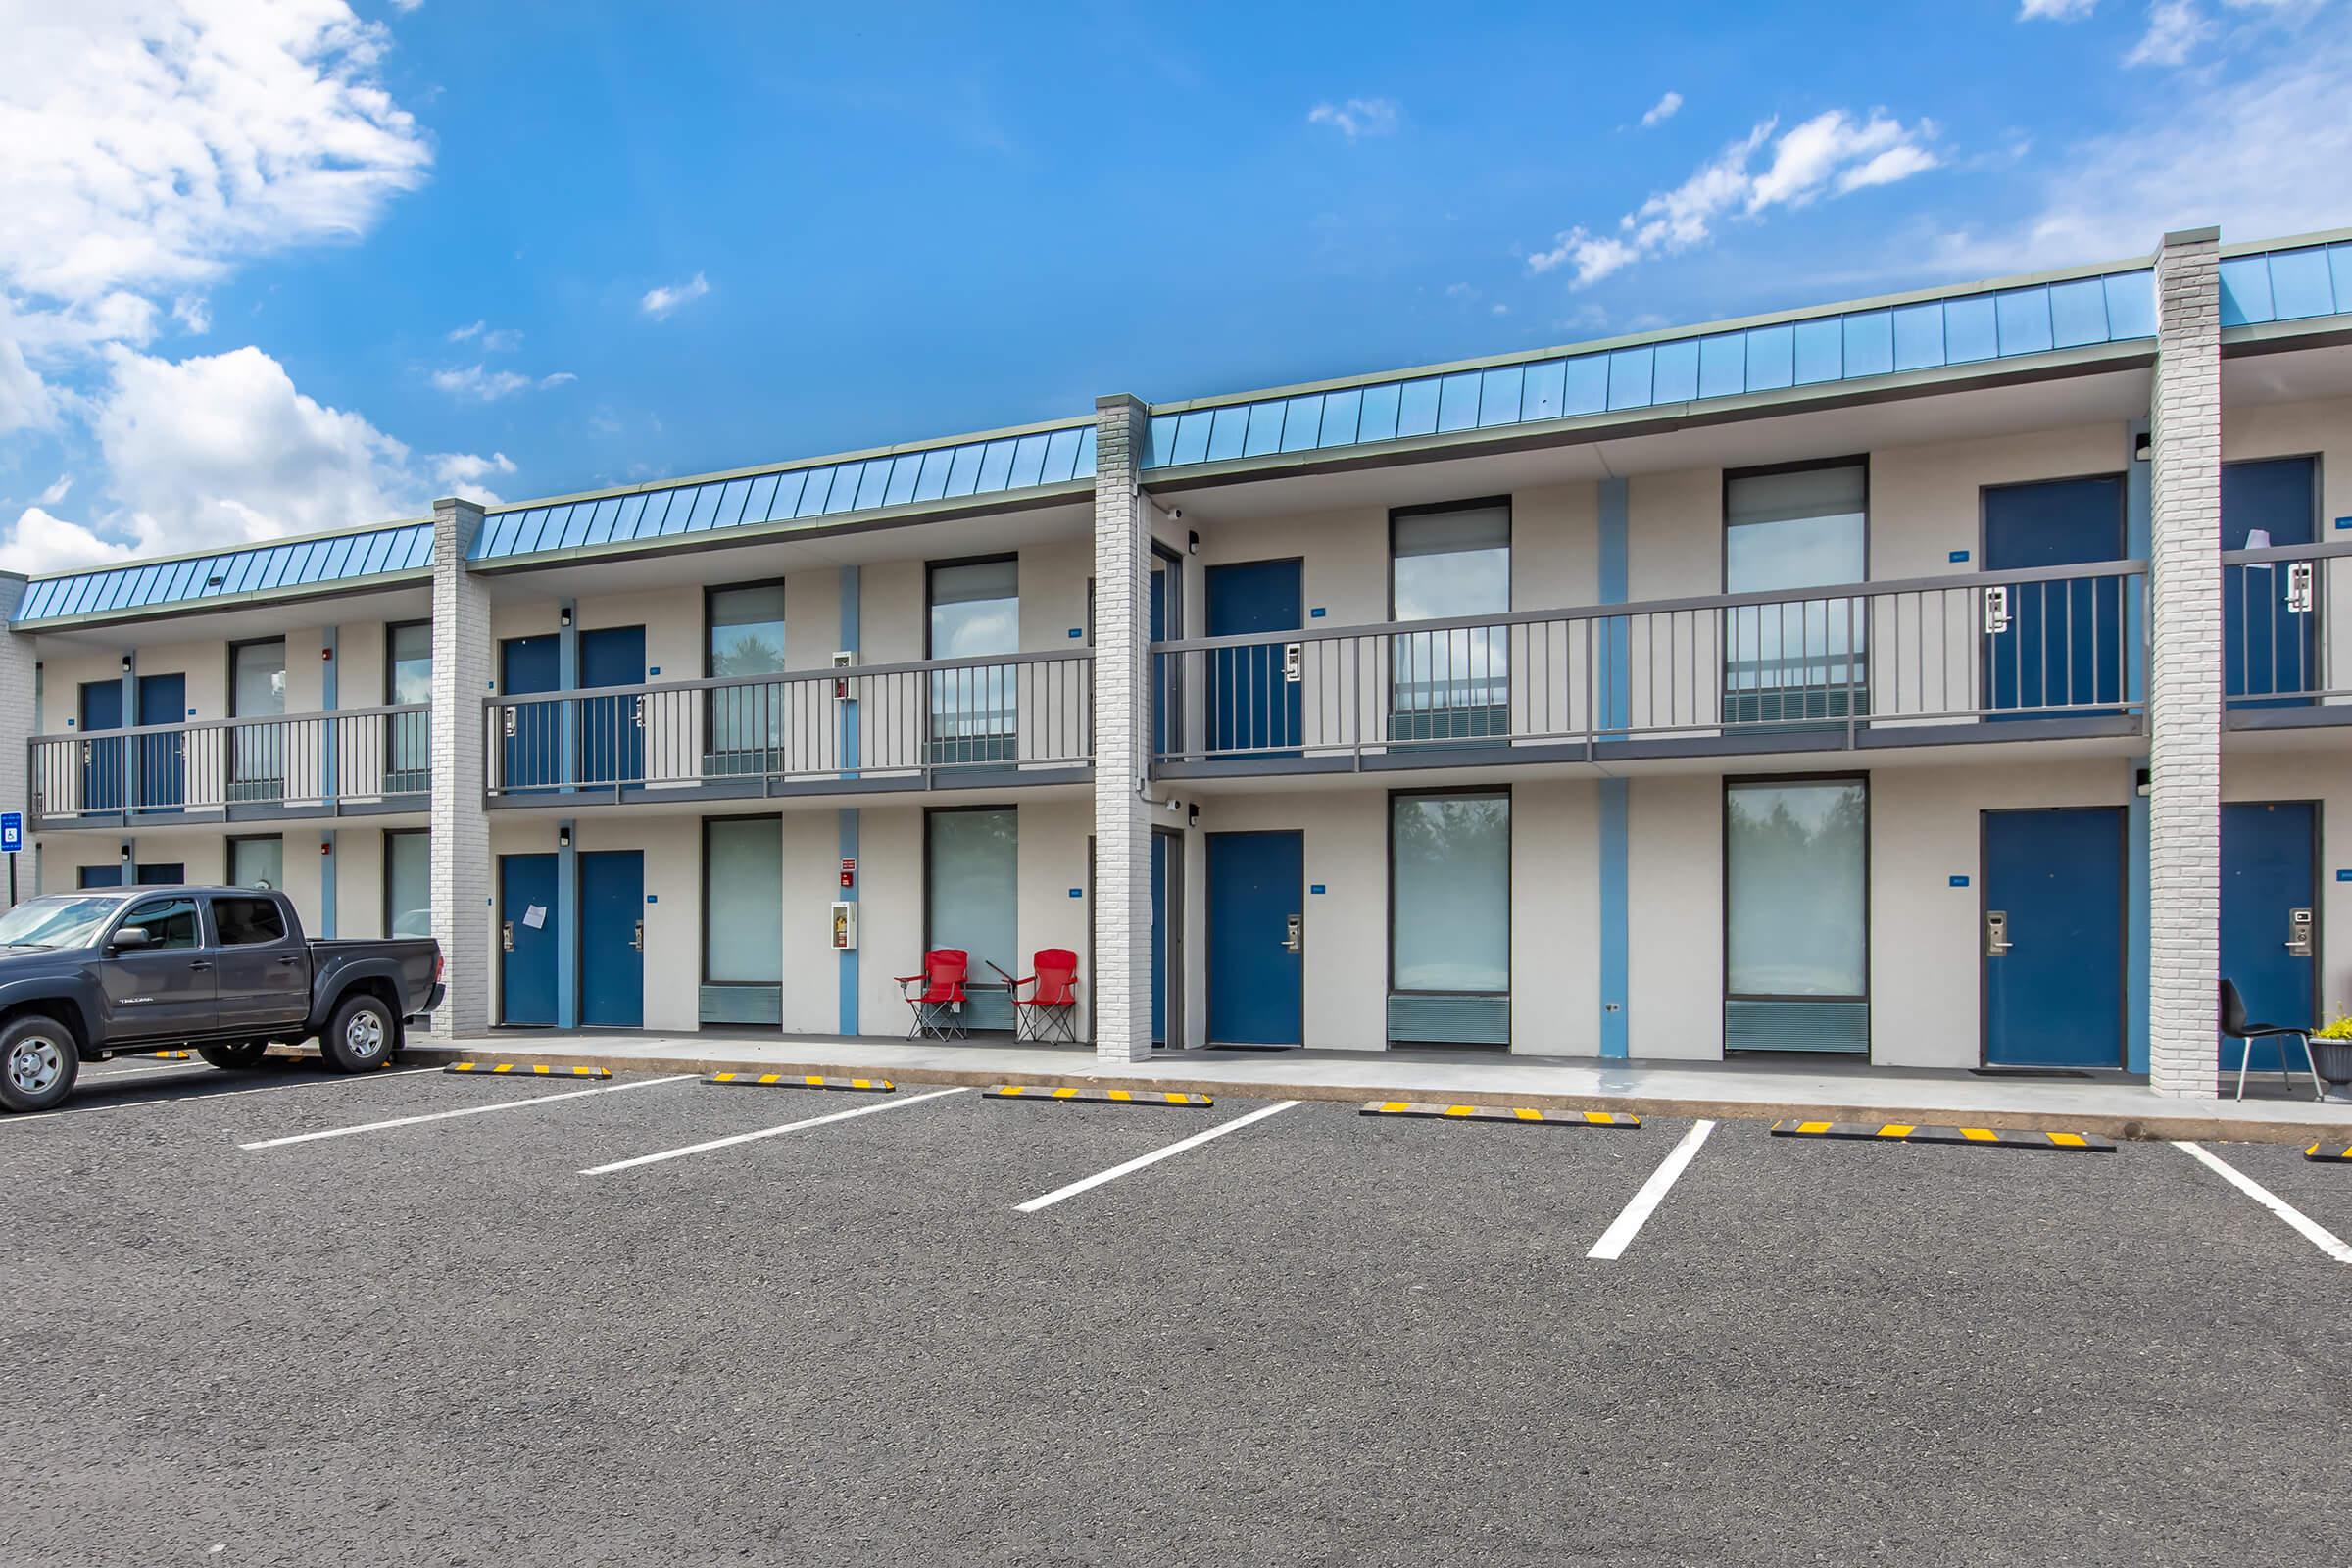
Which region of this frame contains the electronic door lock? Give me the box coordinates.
[1282,912,1303,954]
[1283,643,1302,684]
[2286,561,2315,614]
[631,696,646,727]
[502,706,518,738]
[1984,909,2011,957]
[1982,586,2011,636]
[501,920,515,953]
[631,920,645,953]
[2287,907,2314,958]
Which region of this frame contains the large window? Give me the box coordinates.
[927,807,1017,1031]
[928,558,1018,765]
[386,620,431,793]
[229,638,286,801]
[1391,791,1510,994]
[1724,463,1867,726]
[228,835,282,892]
[703,816,783,987]
[384,829,429,938]
[1724,777,1869,1054]
[707,583,788,772]
[1391,501,1510,741]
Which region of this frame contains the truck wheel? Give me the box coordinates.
[0,1015,79,1113]
[319,994,395,1073]
[198,1042,269,1071]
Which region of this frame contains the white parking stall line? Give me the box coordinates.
[2174,1141,2352,1264]
[579,1085,969,1175]
[76,1062,210,1083]
[241,1074,697,1150]
[1015,1101,1298,1214]
[1588,1119,1716,1261]
[5,1067,442,1127]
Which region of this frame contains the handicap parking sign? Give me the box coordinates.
[0,813,19,853]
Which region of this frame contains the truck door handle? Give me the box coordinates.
[187,960,213,971]
[275,955,302,965]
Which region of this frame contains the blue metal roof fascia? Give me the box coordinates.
[2217,238,2352,328]
[1142,266,2159,471]
[11,521,434,627]
[467,416,1100,564]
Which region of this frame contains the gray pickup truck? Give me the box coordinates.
[0,886,443,1113]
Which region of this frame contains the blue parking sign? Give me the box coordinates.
[0,812,20,853]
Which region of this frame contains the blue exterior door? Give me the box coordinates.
[2222,457,2318,708]
[577,626,647,786]
[1205,561,1302,757]
[1982,477,2126,716]
[499,635,562,792]
[79,679,123,811]
[1206,830,1303,1046]
[578,850,646,1028]
[136,672,184,811]
[500,853,560,1026]
[2222,801,2316,1073]
[1983,808,2125,1068]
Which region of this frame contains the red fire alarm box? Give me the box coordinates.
[840,858,856,889]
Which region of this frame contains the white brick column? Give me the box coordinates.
[1092,395,1155,1063]
[426,498,493,1037]
[0,575,30,909]
[2146,226,2224,1098]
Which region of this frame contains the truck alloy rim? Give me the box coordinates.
[7,1036,63,1093]
[347,1012,385,1058]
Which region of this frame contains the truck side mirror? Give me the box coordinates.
[108,927,152,951]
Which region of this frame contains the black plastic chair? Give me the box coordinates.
[2219,978,2321,1102]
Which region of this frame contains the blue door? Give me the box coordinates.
[1982,477,2126,716]
[1983,808,2125,1068]
[82,862,187,889]
[79,679,123,812]
[2222,801,2316,1074]
[1151,831,1168,1045]
[1205,561,1302,757]
[578,850,645,1028]
[2222,457,2318,708]
[499,853,559,1026]
[499,635,562,793]
[577,626,647,787]
[1206,830,1302,1046]
[136,672,184,812]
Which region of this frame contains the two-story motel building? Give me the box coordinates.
[2,223,2347,1101]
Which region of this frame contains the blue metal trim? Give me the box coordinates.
[1597,477,1631,735]
[2128,755,2150,1076]
[320,625,338,805]
[838,808,860,1037]
[555,821,578,1031]
[12,522,431,627]
[319,830,337,940]
[1599,777,1629,1060]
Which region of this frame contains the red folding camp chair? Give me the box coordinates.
[1010,949,1081,1044]
[897,949,969,1041]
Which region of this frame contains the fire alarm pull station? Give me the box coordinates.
[840,858,856,889]
[830,902,858,951]
[833,649,856,701]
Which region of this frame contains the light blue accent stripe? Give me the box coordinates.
[555,821,578,1031]
[2126,417,2150,709]
[838,564,861,1036]
[2128,756,2150,1076]
[1598,778,1629,1060]
[320,625,338,804]
[1597,477,1631,735]
[838,808,860,1037]
[557,601,577,793]
[838,565,861,773]
[319,830,337,940]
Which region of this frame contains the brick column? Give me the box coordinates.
[426,498,493,1037]
[1092,395,1154,1063]
[0,574,30,909]
[2146,227,2223,1098]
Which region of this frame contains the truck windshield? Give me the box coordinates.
[0,895,125,951]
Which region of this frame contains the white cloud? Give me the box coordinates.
[426,449,515,505]
[1931,22,2352,273]
[447,319,521,351]
[429,364,529,401]
[1640,91,1684,127]
[34,474,72,506]
[639,271,710,318]
[537,370,575,388]
[2019,0,2098,17]
[1306,98,1400,140]
[2127,0,2214,64]
[1528,110,1938,286]
[171,294,211,334]
[0,506,136,574]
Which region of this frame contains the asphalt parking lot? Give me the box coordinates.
[5,1056,2347,1567]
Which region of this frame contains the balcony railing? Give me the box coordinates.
[1152,560,2159,766]
[482,650,1093,801]
[30,706,431,824]
[2220,540,2352,710]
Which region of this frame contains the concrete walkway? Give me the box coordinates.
[400,1030,2352,1145]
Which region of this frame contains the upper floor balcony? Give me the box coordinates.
[29,704,430,829]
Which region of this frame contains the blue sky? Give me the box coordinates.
[2,0,2345,573]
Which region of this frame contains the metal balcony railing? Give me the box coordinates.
[30,706,431,823]
[481,650,1093,801]
[1151,560,2159,765]
[2220,540,2352,709]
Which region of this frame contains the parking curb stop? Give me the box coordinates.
[445,1062,614,1079]
[2306,1142,2352,1163]
[986,1085,1213,1106]
[1360,1101,1641,1128]
[1772,1119,2116,1152]
[706,1072,896,1093]
[142,1050,195,1060]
